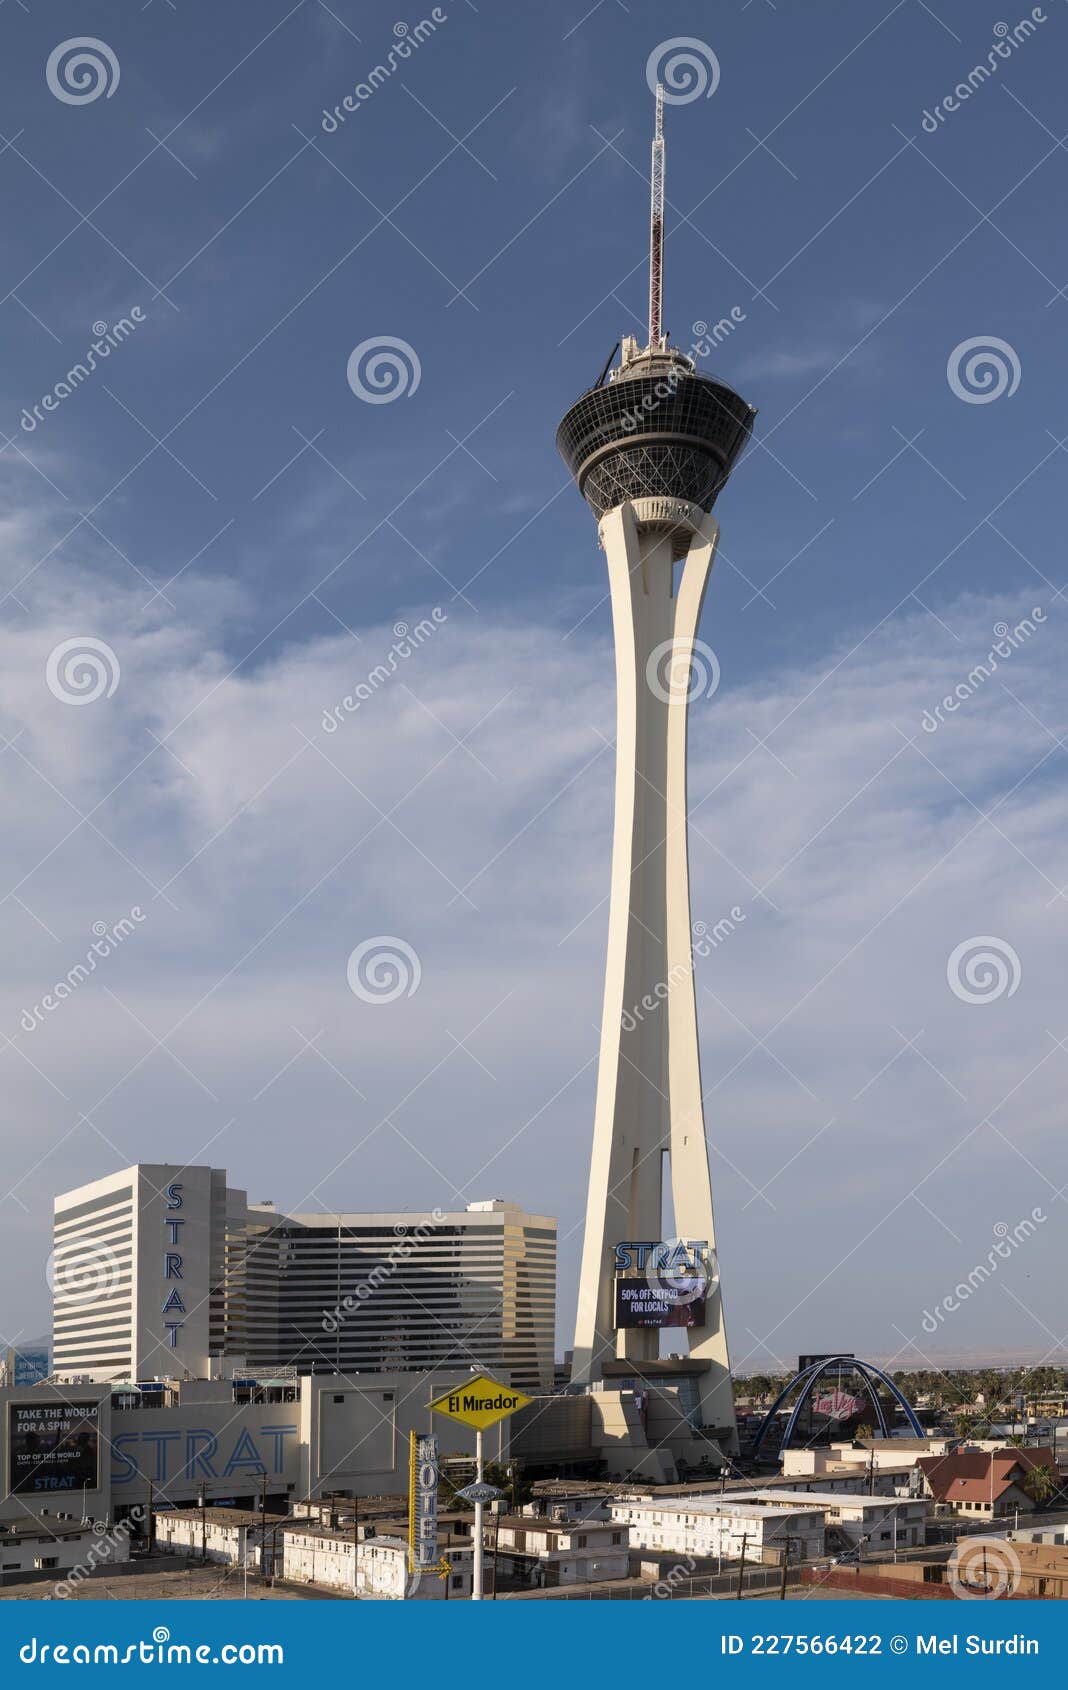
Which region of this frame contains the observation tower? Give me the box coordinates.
[557,85,755,1446]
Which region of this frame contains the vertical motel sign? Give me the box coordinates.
[408,1432,439,1571]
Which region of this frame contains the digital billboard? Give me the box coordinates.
[615,1277,706,1329]
[798,1353,854,1374]
[8,1401,100,1495]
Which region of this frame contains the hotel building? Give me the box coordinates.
[50,1165,556,1394]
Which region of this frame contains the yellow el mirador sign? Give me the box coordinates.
[429,1374,532,1431]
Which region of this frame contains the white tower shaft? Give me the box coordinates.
[570,500,735,1442]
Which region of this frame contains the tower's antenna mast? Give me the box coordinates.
[648,81,665,347]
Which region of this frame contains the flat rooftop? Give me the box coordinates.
[615,1497,822,1522]
[154,1508,287,1527]
[718,1490,923,1510]
[0,1518,99,1541]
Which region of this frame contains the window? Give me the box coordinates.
[612,1532,621,1545]
[577,1535,587,1548]
[35,1558,59,1570]
[451,1575,463,1590]
[333,1395,345,1404]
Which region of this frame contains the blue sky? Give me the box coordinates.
[1,0,1067,1373]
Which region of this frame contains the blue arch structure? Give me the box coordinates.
[751,1355,924,1459]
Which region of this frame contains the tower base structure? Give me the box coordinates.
[569,496,737,1453]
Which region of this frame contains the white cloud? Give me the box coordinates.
[1,550,1065,1367]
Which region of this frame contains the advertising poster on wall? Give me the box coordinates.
[8,1401,99,1495]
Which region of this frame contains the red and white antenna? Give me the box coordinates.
[648,82,665,347]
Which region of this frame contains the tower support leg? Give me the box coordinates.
[571,498,736,1447]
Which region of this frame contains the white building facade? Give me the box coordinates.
[281,1527,473,1599]
[717,1489,929,1553]
[610,1496,825,1563]
[51,1165,556,1393]
[51,1164,239,1383]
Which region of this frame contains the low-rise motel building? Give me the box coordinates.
[0,1515,132,1584]
[724,1490,929,1552]
[152,1507,285,1573]
[487,1513,629,1588]
[608,1496,826,1563]
[281,1526,474,1600]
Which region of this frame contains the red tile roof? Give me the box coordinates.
[917,1448,1055,1503]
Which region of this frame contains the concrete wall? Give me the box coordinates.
[282,1530,473,1599]
[0,1527,131,1579]
[2,1372,517,1527]
[154,1516,263,1568]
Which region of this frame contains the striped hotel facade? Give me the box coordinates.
[51,1165,556,1394]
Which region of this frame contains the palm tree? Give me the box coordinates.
[1021,1464,1057,1508]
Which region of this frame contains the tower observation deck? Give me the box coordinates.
[556,345,753,522]
[556,84,755,1457]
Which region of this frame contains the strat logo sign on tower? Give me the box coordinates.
[613,1238,716,1331]
[161,1180,188,1349]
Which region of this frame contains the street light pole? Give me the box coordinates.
[472,1428,485,1602]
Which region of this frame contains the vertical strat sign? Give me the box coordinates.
[162,1180,187,1348]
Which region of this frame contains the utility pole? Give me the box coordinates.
[147,1480,154,1554]
[779,1535,794,1600]
[735,1533,749,1600]
[352,1493,360,1599]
